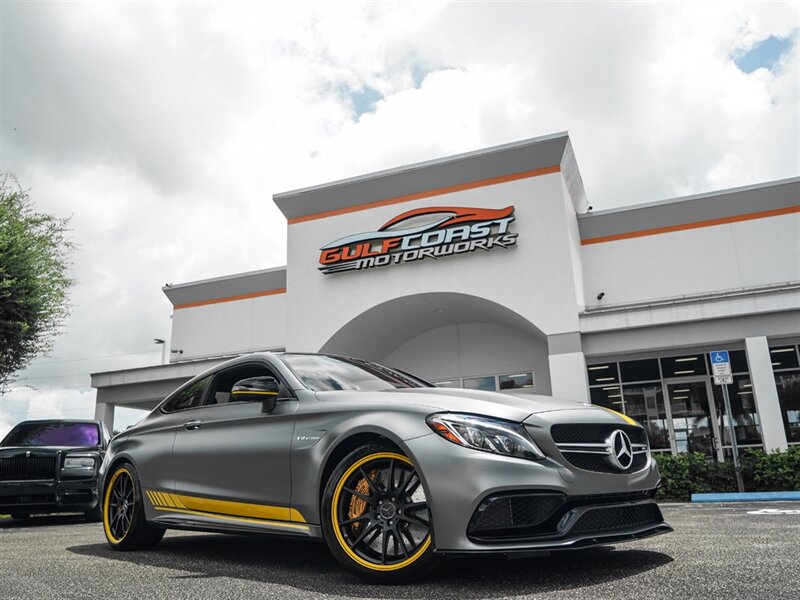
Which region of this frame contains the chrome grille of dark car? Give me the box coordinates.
[550,424,649,474]
[0,456,57,481]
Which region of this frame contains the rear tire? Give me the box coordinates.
[102,462,164,550]
[321,444,439,583]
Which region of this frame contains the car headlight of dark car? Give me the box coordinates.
[62,455,96,469]
[426,413,545,461]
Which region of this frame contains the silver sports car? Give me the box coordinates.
[99,352,671,582]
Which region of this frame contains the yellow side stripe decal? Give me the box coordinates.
[145,489,306,525]
[152,507,310,531]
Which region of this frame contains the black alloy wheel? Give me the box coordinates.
[106,468,134,541]
[102,462,164,550]
[322,444,439,583]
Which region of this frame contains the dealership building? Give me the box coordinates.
[92,132,800,462]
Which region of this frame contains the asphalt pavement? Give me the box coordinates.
[1,502,798,600]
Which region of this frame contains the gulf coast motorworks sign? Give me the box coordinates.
[318,206,518,275]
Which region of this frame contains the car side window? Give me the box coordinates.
[162,375,212,412]
[204,364,280,406]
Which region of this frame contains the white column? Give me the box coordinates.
[94,402,115,433]
[548,351,590,404]
[745,336,788,452]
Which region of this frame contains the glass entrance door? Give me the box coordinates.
[665,379,723,461]
[620,383,672,453]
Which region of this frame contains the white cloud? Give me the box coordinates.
[0,1,797,429]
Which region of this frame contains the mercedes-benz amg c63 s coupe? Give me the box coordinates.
[100,352,671,583]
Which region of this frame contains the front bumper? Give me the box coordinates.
[401,432,668,553]
[0,479,100,514]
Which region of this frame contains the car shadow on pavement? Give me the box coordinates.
[69,532,673,598]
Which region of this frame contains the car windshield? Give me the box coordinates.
[1,422,100,447]
[278,354,431,392]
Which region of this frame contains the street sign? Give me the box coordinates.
[710,350,732,384]
[710,349,744,492]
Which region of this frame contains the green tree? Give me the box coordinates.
[0,175,74,391]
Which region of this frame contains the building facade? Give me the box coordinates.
[92,132,800,461]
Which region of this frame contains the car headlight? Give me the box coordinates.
[63,456,96,469]
[426,413,545,461]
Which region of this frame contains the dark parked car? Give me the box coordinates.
[0,419,110,521]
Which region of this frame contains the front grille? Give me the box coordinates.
[468,491,658,542]
[550,424,649,474]
[564,452,648,474]
[570,502,663,534]
[551,424,647,445]
[0,456,57,481]
[471,493,565,533]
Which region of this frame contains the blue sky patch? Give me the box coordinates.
[734,35,794,73]
[350,86,383,118]
[411,64,431,89]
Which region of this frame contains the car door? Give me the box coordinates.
[133,374,214,498]
[170,361,298,520]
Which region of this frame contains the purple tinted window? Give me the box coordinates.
[2,423,100,447]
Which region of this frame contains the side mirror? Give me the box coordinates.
[232,376,280,413]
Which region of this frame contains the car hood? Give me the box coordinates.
[314,387,591,423]
[0,445,99,456]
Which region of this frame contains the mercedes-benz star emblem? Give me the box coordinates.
[607,430,634,471]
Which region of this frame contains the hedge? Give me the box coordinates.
[653,446,800,501]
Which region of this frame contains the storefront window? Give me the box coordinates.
[619,359,660,383]
[622,383,671,451]
[586,348,768,461]
[589,385,623,411]
[770,346,800,370]
[710,376,762,446]
[774,371,800,443]
[667,381,714,455]
[498,372,533,390]
[463,376,496,391]
[728,350,750,374]
[587,363,619,386]
[660,354,708,378]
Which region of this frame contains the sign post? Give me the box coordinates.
[710,350,744,493]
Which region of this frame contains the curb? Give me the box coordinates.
[691,491,800,503]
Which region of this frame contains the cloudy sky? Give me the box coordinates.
[0,1,797,434]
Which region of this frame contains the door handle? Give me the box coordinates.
[183,420,202,431]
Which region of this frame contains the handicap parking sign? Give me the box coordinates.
[710,350,732,383]
[711,350,730,364]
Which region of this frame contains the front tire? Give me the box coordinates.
[102,462,164,550]
[321,444,439,583]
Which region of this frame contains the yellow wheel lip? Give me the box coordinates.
[331,451,432,572]
[103,466,135,545]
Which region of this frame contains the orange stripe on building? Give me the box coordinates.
[581,205,800,246]
[173,288,286,310]
[287,165,561,225]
